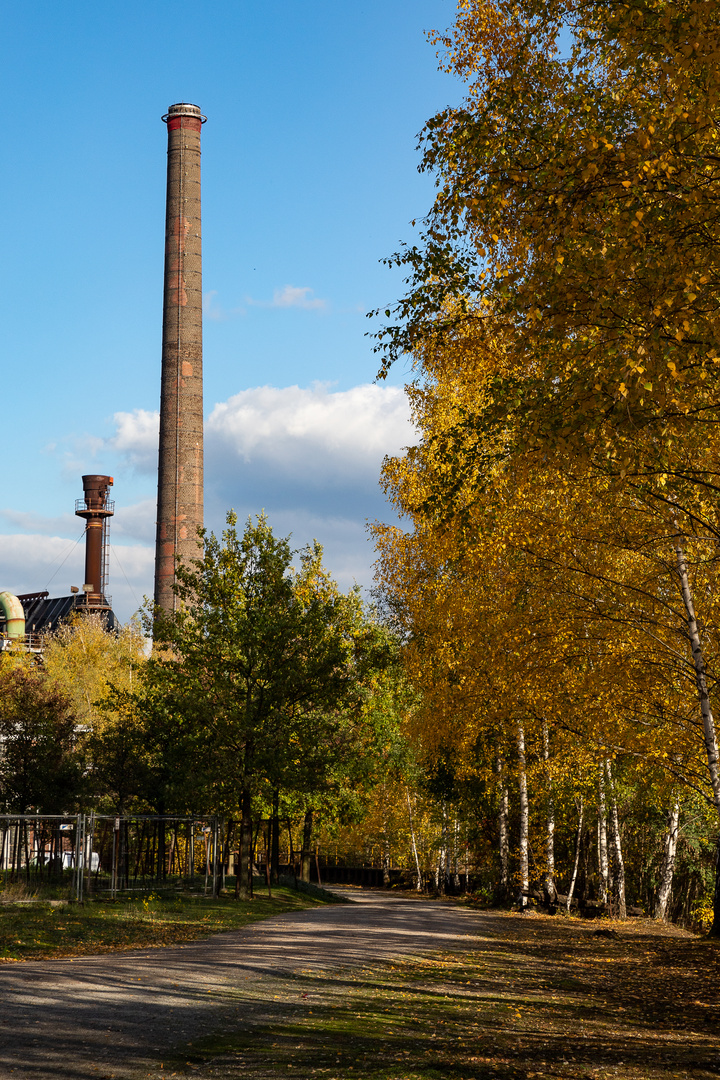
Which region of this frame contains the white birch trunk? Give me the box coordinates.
[517,720,529,908]
[542,720,556,902]
[598,763,609,905]
[382,833,391,888]
[464,821,469,893]
[406,788,423,892]
[453,814,461,892]
[654,795,680,921]
[566,798,584,914]
[675,539,720,814]
[436,803,447,894]
[606,759,626,919]
[495,754,510,897]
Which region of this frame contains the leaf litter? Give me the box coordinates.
[150,912,720,1080]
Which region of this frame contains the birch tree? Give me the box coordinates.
[372,0,720,926]
[655,795,681,921]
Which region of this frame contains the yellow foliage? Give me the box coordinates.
[42,614,148,732]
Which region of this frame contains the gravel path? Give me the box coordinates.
[0,889,505,1080]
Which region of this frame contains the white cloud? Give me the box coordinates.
[1,497,156,552]
[0,534,87,597]
[203,289,220,319]
[203,290,245,322]
[106,543,155,616]
[107,383,414,502]
[0,509,78,536]
[247,285,327,311]
[204,285,327,319]
[271,285,326,310]
[207,382,411,483]
[109,382,414,590]
[203,382,413,593]
[0,383,415,623]
[110,408,159,474]
[112,498,156,544]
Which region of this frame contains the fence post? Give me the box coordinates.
[212,817,219,897]
[111,817,120,898]
[74,814,83,903]
[86,813,95,898]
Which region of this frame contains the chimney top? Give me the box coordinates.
[163,103,206,123]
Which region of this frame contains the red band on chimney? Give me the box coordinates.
[167,115,202,132]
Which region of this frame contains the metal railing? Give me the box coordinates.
[0,814,225,902]
[71,594,113,609]
[74,499,115,515]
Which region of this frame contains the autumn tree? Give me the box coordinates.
[39,614,150,813]
[0,664,82,813]
[145,513,391,898]
[377,0,720,469]
[373,308,720,921]
[370,0,720,931]
[42,614,147,729]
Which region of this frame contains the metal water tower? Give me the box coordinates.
[75,474,114,607]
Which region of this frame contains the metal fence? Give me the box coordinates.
[0,814,225,902]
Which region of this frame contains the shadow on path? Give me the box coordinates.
[0,889,505,1080]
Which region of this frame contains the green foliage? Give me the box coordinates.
[133,513,397,818]
[0,664,82,813]
[42,614,147,728]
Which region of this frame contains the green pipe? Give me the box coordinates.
[0,591,25,639]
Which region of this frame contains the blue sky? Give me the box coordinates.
[1,1,462,621]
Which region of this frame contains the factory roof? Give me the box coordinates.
[18,593,118,637]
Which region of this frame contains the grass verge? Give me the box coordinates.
[155,913,720,1080]
[0,886,332,962]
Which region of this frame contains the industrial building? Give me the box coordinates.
[0,102,206,647]
[0,474,118,647]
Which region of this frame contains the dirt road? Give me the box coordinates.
[0,889,501,1080]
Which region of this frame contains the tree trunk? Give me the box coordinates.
[495,754,510,900]
[517,720,529,909]
[436,802,447,895]
[167,828,176,877]
[606,760,626,919]
[580,826,591,904]
[713,836,720,937]
[382,832,391,887]
[655,795,680,921]
[597,763,609,905]
[675,537,720,935]
[452,814,461,892]
[221,820,234,893]
[156,799,166,883]
[300,808,313,883]
[286,818,296,879]
[271,790,280,885]
[264,819,272,897]
[406,787,423,892]
[213,820,222,898]
[237,789,253,900]
[542,720,557,903]
[566,798,584,914]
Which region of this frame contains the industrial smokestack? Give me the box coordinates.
[75,475,114,603]
[154,102,206,614]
